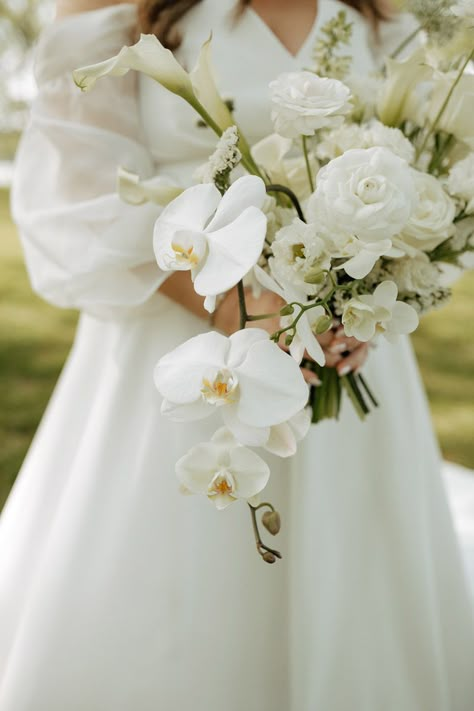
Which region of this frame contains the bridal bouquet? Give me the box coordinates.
[73,0,474,562]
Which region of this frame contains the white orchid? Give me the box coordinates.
[264,407,312,458]
[73,34,234,133]
[254,265,326,366]
[154,328,309,447]
[153,175,267,312]
[176,428,270,510]
[341,281,419,342]
[117,167,182,206]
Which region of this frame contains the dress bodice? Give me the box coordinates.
[138,0,375,183]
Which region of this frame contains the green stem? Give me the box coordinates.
[340,375,367,420]
[302,135,315,193]
[390,26,422,60]
[237,280,248,330]
[416,49,474,161]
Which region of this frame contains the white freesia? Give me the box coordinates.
[342,281,419,342]
[154,328,309,446]
[253,265,326,365]
[447,155,474,214]
[428,71,474,149]
[271,219,332,296]
[251,134,319,200]
[175,428,270,510]
[269,71,352,138]
[308,147,415,277]
[153,175,267,312]
[397,170,456,252]
[74,34,234,132]
[377,49,433,127]
[117,167,182,206]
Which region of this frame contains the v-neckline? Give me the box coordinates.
[246,0,321,61]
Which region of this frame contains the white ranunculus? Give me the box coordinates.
[269,71,352,139]
[362,121,415,164]
[397,170,456,251]
[117,167,182,206]
[387,252,442,295]
[154,329,309,447]
[175,428,270,510]
[270,219,332,296]
[153,175,266,312]
[377,48,433,127]
[251,134,319,200]
[428,71,474,149]
[315,124,366,161]
[341,281,419,342]
[253,265,326,365]
[74,34,234,133]
[447,155,474,214]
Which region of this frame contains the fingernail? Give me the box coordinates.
[338,365,352,376]
[309,375,321,386]
[329,342,347,354]
[336,327,345,337]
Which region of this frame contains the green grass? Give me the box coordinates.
[0,187,473,511]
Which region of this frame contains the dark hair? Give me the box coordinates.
[138,0,391,51]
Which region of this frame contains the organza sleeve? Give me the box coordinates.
[11,4,169,319]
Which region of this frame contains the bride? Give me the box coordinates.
[1,0,473,709]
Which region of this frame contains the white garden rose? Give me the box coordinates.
[341,281,419,342]
[269,71,352,138]
[397,170,456,251]
[447,155,474,214]
[387,252,442,295]
[428,71,474,149]
[270,219,331,296]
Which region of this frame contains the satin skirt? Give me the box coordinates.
[0,294,473,711]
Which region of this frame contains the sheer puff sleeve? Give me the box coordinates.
[11,4,168,319]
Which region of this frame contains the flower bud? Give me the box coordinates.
[262,510,281,535]
[280,304,295,316]
[285,334,294,347]
[314,315,333,335]
[304,269,326,285]
[262,551,277,564]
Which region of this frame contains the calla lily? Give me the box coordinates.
[254,265,326,366]
[342,281,419,342]
[175,428,270,510]
[377,48,433,127]
[153,175,267,312]
[74,34,234,134]
[154,328,309,447]
[117,167,182,206]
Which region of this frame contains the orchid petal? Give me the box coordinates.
[253,264,286,300]
[227,447,270,498]
[235,340,309,427]
[193,208,267,295]
[206,176,266,232]
[388,301,419,335]
[222,406,270,447]
[342,249,381,279]
[175,444,219,494]
[374,281,398,309]
[155,182,221,232]
[264,422,297,457]
[227,328,268,369]
[295,310,326,366]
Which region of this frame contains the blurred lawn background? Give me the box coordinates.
[1,179,473,511]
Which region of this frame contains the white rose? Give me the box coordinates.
[309,147,415,242]
[342,281,419,342]
[269,71,352,139]
[428,71,474,149]
[387,252,442,295]
[397,170,456,251]
[447,154,474,214]
[270,219,332,296]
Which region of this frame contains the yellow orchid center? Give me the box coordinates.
[171,242,200,266]
[208,470,236,499]
[201,370,238,406]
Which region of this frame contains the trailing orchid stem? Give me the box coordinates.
[248,503,282,563]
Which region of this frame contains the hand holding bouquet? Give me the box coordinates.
[73,0,474,562]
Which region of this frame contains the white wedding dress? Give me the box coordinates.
[1,1,473,709]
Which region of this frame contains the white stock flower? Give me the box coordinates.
[447,155,474,214]
[153,176,267,312]
[341,281,419,342]
[308,147,415,277]
[269,71,352,138]
[195,125,241,184]
[154,329,309,447]
[254,265,326,366]
[270,219,332,296]
[117,167,182,206]
[397,170,456,251]
[428,71,474,149]
[74,35,234,133]
[175,428,270,510]
[387,252,442,295]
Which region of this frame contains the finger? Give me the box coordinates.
[324,350,343,368]
[300,367,321,386]
[328,334,361,354]
[336,344,370,377]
